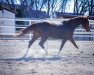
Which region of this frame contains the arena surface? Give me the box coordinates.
[0,40,94,75]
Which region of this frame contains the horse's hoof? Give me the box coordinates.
[53,55,60,58]
[22,55,26,58]
[22,53,28,58]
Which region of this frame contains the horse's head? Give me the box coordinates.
[81,16,90,32]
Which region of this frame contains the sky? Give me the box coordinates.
[65,0,74,13]
[15,0,20,4]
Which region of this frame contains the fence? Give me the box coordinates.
[0,17,94,42]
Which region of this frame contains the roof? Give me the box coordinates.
[25,10,47,18]
[0,5,16,13]
[55,12,94,20]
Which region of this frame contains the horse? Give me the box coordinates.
[16,16,90,55]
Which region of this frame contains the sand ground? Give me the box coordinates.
[0,40,94,75]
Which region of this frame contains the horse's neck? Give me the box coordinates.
[69,19,81,31]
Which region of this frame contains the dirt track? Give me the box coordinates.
[0,40,94,75]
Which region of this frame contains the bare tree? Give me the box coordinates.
[61,0,68,12]
[73,0,94,16]
[80,0,89,14]
[74,0,79,14]
[89,0,94,15]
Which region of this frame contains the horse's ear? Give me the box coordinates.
[86,16,89,19]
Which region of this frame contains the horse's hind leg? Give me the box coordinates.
[28,35,39,48]
[69,38,79,49]
[39,36,48,49]
[39,36,48,54]
[23,35,39,57]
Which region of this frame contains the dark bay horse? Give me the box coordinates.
[16,16,90,55]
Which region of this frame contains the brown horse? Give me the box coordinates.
[16,16,90,55]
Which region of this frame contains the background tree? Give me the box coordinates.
[89,0,94,15]
[0,0,94,18]
[73,0,94,16]
[61,0,69,12]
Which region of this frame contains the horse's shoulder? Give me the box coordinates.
[62,20,70,26]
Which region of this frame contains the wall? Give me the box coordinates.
[0,9,15,34]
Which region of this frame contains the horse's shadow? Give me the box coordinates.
[0,55,61,62]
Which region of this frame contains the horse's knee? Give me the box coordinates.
[39,42,45,49]
[39,42,43,46]
[39,40,45,44]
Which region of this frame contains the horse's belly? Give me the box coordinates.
[49,32,64,39]
[49,30,73,39]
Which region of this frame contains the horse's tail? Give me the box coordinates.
[15,23,36,37]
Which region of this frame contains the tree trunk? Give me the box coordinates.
[47,0,50,18]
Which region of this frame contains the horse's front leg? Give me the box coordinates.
[69,38,79,49]
[58,39,67,54]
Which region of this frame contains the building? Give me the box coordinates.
[0,5,16,35]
